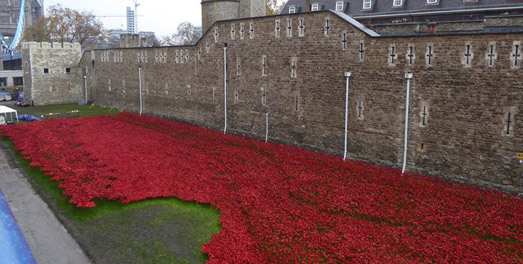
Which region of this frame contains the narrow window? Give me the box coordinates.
[462,43,473,68]
[261,87,267,106]
[298,18,305,37]
[275,20,281,38]
[486,42,497,67]
[108,79,112,91]
[419,103,429,128]
[43,68,49,74]
[291,58,297,78]
[214,27,219,43]
[341,32,347,51]
[356,100,364,120]
[504,110,515,136]
[212,87,216,103]
[324,18,330,36]
[231,24,236,39]
[236,57,241,76]
[336,1,344,11]
[406,45,415,66]
[262,55,267,76]
[286,18,292,38]
[426,44,434,67]
[249,22,254,39]
[388,45,398,66]
[240,23,245,39]
[234,90,239,103]
[511,41,521,69]
[359,40,365,61]
[294,94,299,111]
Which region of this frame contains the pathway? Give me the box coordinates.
[0,143,92,264]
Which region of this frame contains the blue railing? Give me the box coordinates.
[0,187,36,264]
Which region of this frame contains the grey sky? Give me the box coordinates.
[44,0,202,37]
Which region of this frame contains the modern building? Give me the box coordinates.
[280,0,523,34]
[126,7,135,34]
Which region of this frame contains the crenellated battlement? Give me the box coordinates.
[22,42,81,51]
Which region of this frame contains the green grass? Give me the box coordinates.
[13,103,120,119]
[0,104,222,263]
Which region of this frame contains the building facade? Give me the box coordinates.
[67,10,523,193]
[280,0,523,34]
[21,42,82,105]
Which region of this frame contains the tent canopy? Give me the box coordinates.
[0,105,18,124]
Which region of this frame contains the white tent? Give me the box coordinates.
[0,106,18,124]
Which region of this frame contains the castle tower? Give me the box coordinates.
[201,0,266,33]
[201,0,240,34]
[239,0,266,19]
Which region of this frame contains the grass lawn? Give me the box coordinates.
[0,104,221,263]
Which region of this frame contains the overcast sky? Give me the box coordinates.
[44,0,202,37]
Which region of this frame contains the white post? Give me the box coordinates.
[224,43,228,134]
[265,113,269,143]
[83,76,88,103]
[344,72,352,161]
[138,67,143,115]
[402,72,413,174]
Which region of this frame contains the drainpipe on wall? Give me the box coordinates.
[138,67,143,115]
[402,72,413,174]
[224,43,228,134]
[83,75,88,103]
[306,0,311,12]
[265,112,269,143]
[344,72,352,161]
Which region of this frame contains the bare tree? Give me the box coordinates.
[159,21,202,46]
[267,0,287,16]
[24,4,105,49]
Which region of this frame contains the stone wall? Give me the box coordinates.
[22,42,83,106]
[78,11,523,192]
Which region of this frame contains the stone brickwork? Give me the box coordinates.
[77,10,522,192]
[22,42,83,106]
[202,0,265,33]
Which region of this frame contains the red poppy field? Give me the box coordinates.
[1,112,522,263]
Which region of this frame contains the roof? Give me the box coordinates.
[280,0,523,17]
[330,10,380,36]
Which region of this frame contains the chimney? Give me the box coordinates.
[306,0,311,12]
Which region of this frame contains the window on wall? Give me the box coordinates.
[463,0,478,2]
[393,0,403,7]
[0,0,8,7]
[66,68,71,73]
[289,6,296,14]
[0,16,10,24]
[336,1,344,11]
[363,0,372,10]
[311,3,319,11]
[427,0,439,4]
[43,68,49,74]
